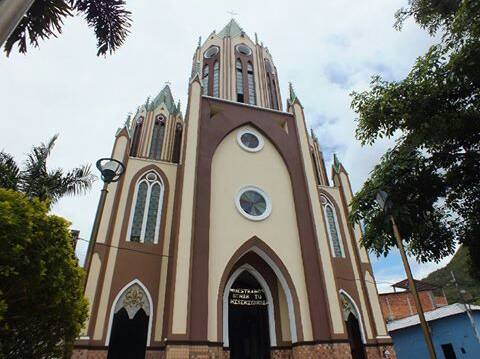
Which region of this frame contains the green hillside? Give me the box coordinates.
[424,246,480,305]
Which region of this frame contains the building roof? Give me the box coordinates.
[392,279,439,292]
[218,19,244,38]
[148,84,176,113]
[387,303,480,332]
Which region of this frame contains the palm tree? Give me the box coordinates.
[2,0,131,56]
[0,134,95,206]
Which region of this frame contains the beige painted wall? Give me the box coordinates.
[208,125,313,341]
[291,103,344,334]
[171,81,202,334]
[339,172,369,263]
[365,271,388,336]
[92,157,178,341]
[320,186,373,339]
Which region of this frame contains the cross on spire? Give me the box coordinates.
[227,10,238,17]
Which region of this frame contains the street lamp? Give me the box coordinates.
[84,158,125,279]
[376,190,437,359]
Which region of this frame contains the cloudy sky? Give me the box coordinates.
[0,0,453,292]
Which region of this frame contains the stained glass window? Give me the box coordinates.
[202,65,209,95]
[149,119,165,160]
[172,125,182,164]
[240,132,259,149]
[128,172,163,244]
[247,62,256,105]
[130,181,148,242]
[325,204,343,257]
[130,118,143,157]
[213,61,219,98]
[240,190,266,216]
[236,59,244,103]
[144,183,160,243]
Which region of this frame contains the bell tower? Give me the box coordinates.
[74,20,396,359]
[192,19,282,110]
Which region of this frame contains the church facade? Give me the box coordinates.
[73,20,395,359]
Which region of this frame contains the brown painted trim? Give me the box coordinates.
[86,137,131,338]
[289,103,335,339]
[98,163,171,343]
[185,97,334,341]
[163,80,201,341]
[334,173,381,340]
[216,237,305,343]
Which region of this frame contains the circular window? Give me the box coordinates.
[146,172,157,182]
[237,129,264,152]
[235,186,272,221]
[236,44,252,56]
[204,46,219,58]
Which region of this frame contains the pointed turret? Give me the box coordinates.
[149,84,176,113]
[218,18,244,38]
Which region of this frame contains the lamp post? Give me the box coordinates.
[84,158,125,279]
[376,190,437,359]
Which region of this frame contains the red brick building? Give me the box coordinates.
[379,279,448,322]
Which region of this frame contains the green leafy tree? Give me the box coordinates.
[4,0,131,56]
[0,188,88,358]
[349,1,480,275]
[0,134,95,207]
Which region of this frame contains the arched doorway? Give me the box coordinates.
[228,271,270,359]
[340,291,366,359]
[107,282,151,359]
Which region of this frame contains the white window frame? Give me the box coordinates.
[237,128,264,153]
[127,171,164,244]
[235,185,272,221]
[321,195,345,258]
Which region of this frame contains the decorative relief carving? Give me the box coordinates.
[114,284,150,319]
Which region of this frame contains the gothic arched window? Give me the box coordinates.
[149,116,165,160]
[202,65,209,95]
[320,195,344,257]
[265,59,279,110]
[213,61,220,98]
[236,59,244,103]
[128,171,164,244]
[247,62,256,105]
[172,123,183,164]
[130,117,144,157]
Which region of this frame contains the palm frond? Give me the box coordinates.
[57,164,96,200]
[0,152,20,190]
[73,0,132,56]
[3,0,73,56]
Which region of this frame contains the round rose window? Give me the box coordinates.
[237,129,264,152]
[235,186,271,221]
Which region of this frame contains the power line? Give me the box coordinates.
[76,237,170,258]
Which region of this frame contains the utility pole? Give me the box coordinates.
[450,271,480,343]
[391,217,437,359]
[375,190,437,358]
[0,0,35,48]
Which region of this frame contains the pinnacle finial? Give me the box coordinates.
[289,82,297,102]
[198,36,202,47]
[333,153,342,173]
